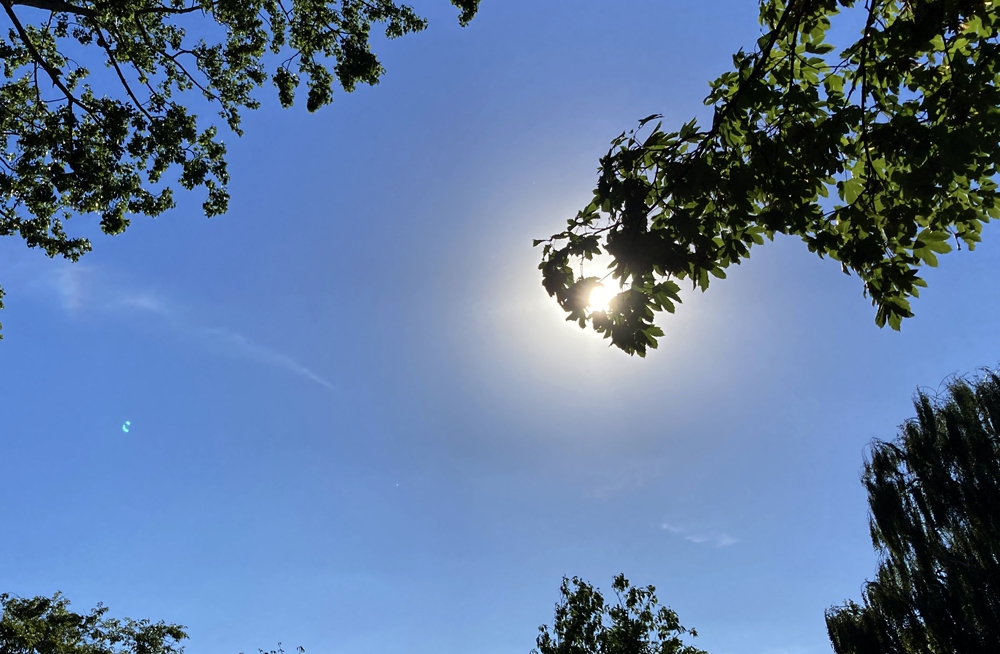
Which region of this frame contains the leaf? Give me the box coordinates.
[538,0,1000,351]
[842,177,863,205]
[804,42,835,54]
[0,0,480,338]
[637,113,663,128]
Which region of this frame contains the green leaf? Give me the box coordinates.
[538,0,1000,352]
[842,178,863,205]
[0,0,479,338]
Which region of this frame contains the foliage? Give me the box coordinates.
[825,371,1000,653]
[0,592,187,654]
[0,0,480,336]
[533,574,708,654]
[538,0,1000,355]
[251,643,305,654]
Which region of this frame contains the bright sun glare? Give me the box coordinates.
[588,284,618,313]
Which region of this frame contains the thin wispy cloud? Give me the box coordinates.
[46,263,92,312]
[661,522,740,548]
[592,461,662,499]
[33,261,336,392]
[197,326,336,392]
[119,292,170,315]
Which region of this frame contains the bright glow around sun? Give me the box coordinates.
[588,283,618,312]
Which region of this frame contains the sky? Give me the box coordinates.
[2,2,1000,653]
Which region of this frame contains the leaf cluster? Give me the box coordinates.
[826,371,1000,653]
[0,0,479,336]
[533,575,707,654]
[538,0,1000,355]
[0,592,187,654]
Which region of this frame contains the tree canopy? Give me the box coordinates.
[0,0,479,335]
[0,592,187,654]
[538,0,1000,355]
[825,371,1000,653]
[533,574,707,654]
[0,592,305,654]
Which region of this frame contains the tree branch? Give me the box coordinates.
[0,0,92,114]
[9,0,93,17]
[8,0,205,17]
[94,27,153,121]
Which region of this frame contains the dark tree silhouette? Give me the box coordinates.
[826,371,1000,653]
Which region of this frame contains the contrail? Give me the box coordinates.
[38,262,337,393]
[199,326,337,392]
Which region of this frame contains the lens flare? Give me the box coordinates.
[122,420,131,433]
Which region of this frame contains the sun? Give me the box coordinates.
[588,283,618,313]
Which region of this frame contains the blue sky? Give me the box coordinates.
[2,2,1000,653]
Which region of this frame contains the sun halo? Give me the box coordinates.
[588,283,618,313]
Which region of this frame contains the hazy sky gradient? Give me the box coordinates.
[2,2,1000,654]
